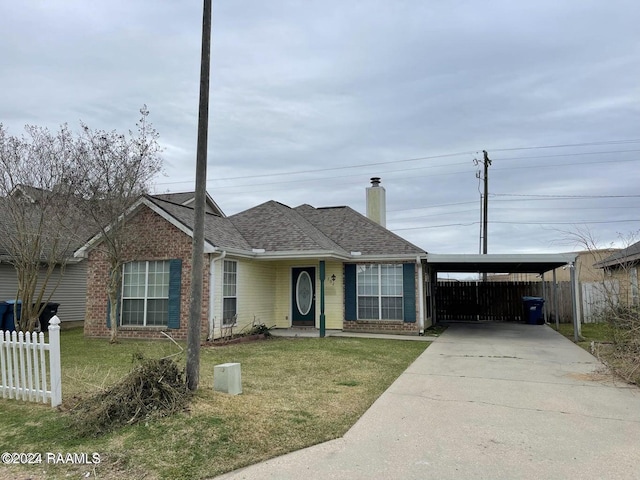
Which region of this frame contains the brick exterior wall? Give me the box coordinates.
[84,206,209,340]
[342,320,419,335]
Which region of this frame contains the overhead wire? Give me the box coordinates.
[152,138,640,234]
[392,218,640,232]
[154,139,640,189]
[153,151,640,193]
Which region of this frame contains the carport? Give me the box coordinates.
[425,253,582,338]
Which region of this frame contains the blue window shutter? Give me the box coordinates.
[403,263,416,323]
[344,264,357,321]
[167,259,182,329]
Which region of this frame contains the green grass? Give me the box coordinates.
[554,322,613,350]
[0,328,429,479]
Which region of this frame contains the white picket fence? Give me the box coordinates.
[0,315,61,407]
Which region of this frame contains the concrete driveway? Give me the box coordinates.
[215,323,640,480]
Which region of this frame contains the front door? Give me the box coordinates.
[292,267,316,326]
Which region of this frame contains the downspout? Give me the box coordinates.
[417,256,425,335]
[208,250,227,341]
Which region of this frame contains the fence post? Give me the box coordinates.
[48,316,62,407]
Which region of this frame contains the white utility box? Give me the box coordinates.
[213,362,242,395]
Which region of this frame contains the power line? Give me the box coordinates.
[392,204,640,222]
[491,193,640,199]
[489,139,640,153]
[388,201,478,213]
[154,151,640,193]
[154,140,640,188]
[392,218,640,232]
[155,150,476,186]
[496,148,640,163]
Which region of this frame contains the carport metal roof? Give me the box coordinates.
[426,252,582,341]
[425,253,577,274]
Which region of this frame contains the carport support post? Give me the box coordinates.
[541,272,548,323]
[553,269,559,330]
[319,260,326,338]
[569,262,582,341]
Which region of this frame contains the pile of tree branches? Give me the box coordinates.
[66,356,190,437]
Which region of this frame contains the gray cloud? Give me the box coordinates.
[2,0,639,258]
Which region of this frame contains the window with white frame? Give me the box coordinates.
[223,260,238,325]
[357,264,403,320]
[121,260,169,326]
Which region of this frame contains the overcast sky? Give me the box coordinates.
[2,0,639,257]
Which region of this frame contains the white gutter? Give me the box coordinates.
[232,250,427,262]
[417,256,425,334]
[349,253,428,262]
[208,250,226,340]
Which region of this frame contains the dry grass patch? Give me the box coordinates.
[1,329,429,479]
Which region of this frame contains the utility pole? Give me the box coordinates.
[475,151,491,281]
[482,150,491,258]
[186,0,212,391]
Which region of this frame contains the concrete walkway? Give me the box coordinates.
[215,323,640,480]
[270,328,437,341]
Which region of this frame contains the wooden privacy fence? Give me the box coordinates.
[0,315,61,407]
[435,281,574,322]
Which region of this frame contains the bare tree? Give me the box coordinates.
[0,107,162,337]
[563,227,640,384]
[0,124,85,331]
[73,106,162,343]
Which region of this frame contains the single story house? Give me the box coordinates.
[595,240,640,308]
[0,185,90,326]
[78,179,430,340]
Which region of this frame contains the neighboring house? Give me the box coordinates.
[0,185,91,325]
[487,249,620,323]
[488,249,617,283]
[595,240,640,308]
[78,180,429,340]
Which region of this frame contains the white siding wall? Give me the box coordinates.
[0,261,87,324]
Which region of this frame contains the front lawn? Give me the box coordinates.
[0,328,429,479]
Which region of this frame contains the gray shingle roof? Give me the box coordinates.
[0,191,102,261]
[294,204,425,256]
[77,194,426,259]
[153,192,195,205]
[596,240,640,267]
[146,198,425,257]
[152,191,225,217]
[146,196,250,251]
[228,201,348,253]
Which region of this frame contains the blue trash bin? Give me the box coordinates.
[522,296,545,325]
[4,300,23,332]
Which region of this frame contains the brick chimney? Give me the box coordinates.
[366,177,386,227]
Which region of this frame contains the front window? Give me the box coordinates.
[223,260,238,325]
[357,264,403,320]
[121,260,169,326]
